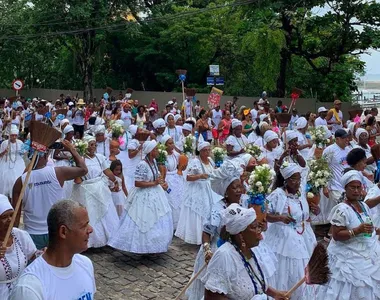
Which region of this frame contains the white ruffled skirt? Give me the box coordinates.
[166,171,185,230]
[108,185,173,254]
[0,158,25,197]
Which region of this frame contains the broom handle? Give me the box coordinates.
[285,276,306,297]
[175,263,207,300]
[2,151,38,248]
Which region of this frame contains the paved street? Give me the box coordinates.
[84,238,199,300]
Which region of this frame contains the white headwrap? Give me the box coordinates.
[210,160,243,196]
[259,121,268,130]
[60,119,69,127]
[0,194,13,215]
[197,141,210,151]
[231,119,242,129]
[280,162,301,179]
[284,130,298,143]
[182,123,193,132]
[295,117,307,129]
[143,140,157,156]
[63,125,74,134]
[94,125,106,135]
[161,134,172,145]
[153,118,166,129]
[235,153,253,167]
[174,114,182,123]
[355,128,368,140]
[264,130,278,143]
[83,135,96,143]
[164,113,174,124]
[10,125,19,135]
[220,203,257,235]
[259,114,268,122]
[341,170,362,187]
[115,120,124,127]
[347,122,356,135]
[129,125,138,136]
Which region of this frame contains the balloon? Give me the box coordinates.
[179,74,186,82]
[103,93,109,100]
[57,114,65,121]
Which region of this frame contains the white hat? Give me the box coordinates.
[210,160,243,196]
[68,102,74,106]
[0,194,13,215]
[143,140,157,156]
[263,130,278,143]
[197,141,210,151]
[318,107,328,113]
[284,130,298,143]
[164,113,174,124]
[295,117,308,129]
[231,119,242,129]
[182,123,193,132]
[341,170,362,187]
[355,128,368,140]
[220,203,257,235]
[10,125,19,135]
[153,118,166,129]
[94,125,106,135]
[174,114,182,122]
[60,119,70,127]
[259,114,268,122]
[280,162,301,179]
[161,135,172,145]
[83,135,96,143]
[168,101,174,105]
[148,107,155,112]
[63,125,74,134]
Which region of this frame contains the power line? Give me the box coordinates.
[0,0,256,41]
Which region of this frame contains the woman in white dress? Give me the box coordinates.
[161,135,185,229]
[0,195,39,299]
[124,125,143,191]
[108,140,173,254]
[353,128,376,175]
[53,125,75,198]
[261,130,282,168]
[0,127,25,199]
[317,170,380,300]
[71,135,119,248]
[346,148,374,195]
[225,119,249,159]
[202,204,289,300]
[164,113,183,152]
[265,163,316,300]
[175,142,222,245]
[186,160,243,300]
[294,117,313,160]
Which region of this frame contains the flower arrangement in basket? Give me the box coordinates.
[244,144,262,160]
[306,157,332,207]
[73,139,88,157]
[247,164,276,222]
[156,143,168,179]
[183,134,194,156]
[309,126,331,159]
[212,147,227,167]
[110,121,124,139]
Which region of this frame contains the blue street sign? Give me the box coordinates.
[207,77,214,86]
[215,77,224,85]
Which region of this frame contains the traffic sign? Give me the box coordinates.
[207,77,214,86]
[209,65,220,76]
[12,79,24,91]
[215,77,225,86]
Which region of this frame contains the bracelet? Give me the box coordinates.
[349,229,355,237]
[203,242,211,252]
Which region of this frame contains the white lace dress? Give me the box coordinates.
[175,158,223,245]
[54,150,73,199]
[201,242,268,300]
[108,160,173,254]
[264,188,316,300]
[365,184,380,228]
[71,154,119,248]
[186,200,226,300]
[316,202,380,300]
[124,138,142,191]
[0,140,25,197]
[165,151,185,229]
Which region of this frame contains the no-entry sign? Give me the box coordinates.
[12,79,24,91]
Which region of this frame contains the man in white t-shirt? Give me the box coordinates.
[184,97,192,118]
[12,140,88,249]
[289,108,299,130]
[314,107,329,128]
[10,200,96,300]
[250,101,259,124]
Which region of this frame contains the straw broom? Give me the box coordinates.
[285,243,331,297]
[2,121,61,248]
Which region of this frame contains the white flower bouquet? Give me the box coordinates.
[308,126,330,148]
[73,139,88,157]
[307,157,332,203]
[244,144,262,159]
[183,134,194,155]
[212,147,227,167]
[110,121,124,138]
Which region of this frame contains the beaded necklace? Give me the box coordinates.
[231,243,266,295]
[168,126,179,142]
[145,157,159,181]
[167,153,177,172]
[7,141,18,168]
[234,135,247,150]
[345,200,371,224]
[286,190,305,235]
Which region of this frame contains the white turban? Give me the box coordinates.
[153,118,166,129]
[94,125,106,135]
[60,119,69,127]
[235,153,253,167]
[210,160,243,196]
[355,128,368,140]
[231,119,242,129]
[115,120,124,127]
[174,114,182,122]
[129,125,138,136]
[161,134,172,145]
[83,135,96,143]
[259,114,268,122]
[347,122,356,135]
[143,140,157,156]
[264,130,278,143]
[10,126,19,135]
[197,141,210,151]
[63,125,74,134]
[280,162,301,179]
[284,130,298,143]
[220,203,257,235]
[341,170,362,187]
[0,194,13,215]
[182,123,193,132]
[295,117,307,129]
[164,113,174,124]
[259,121,268,130]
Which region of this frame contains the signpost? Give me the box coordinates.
[209,65,220,76]
[12,79,24,96]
